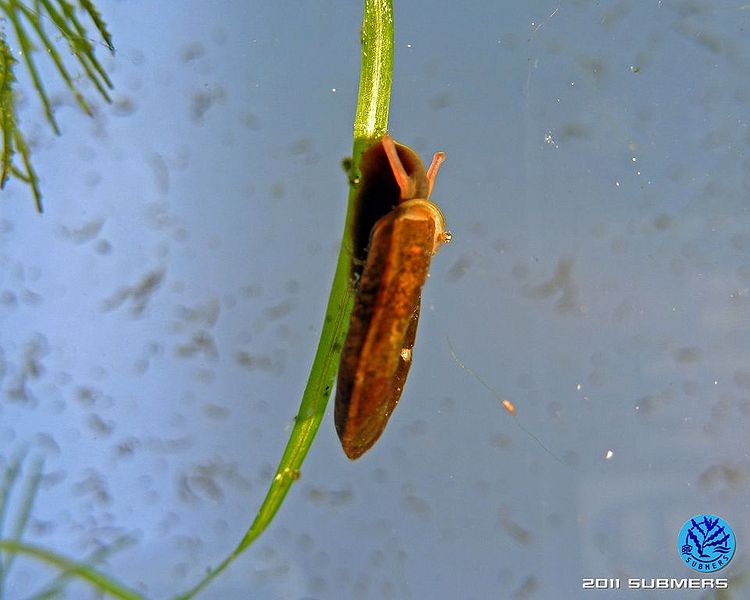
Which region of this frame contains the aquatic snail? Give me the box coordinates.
[335,135,450,459]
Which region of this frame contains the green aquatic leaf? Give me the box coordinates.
[0,0,114,211]
[175,1,394,598]
[0,454,144,600]
[0,539,145,600]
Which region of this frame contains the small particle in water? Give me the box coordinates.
[264,300,292,320]
[203,403,228,419]
[270,182,285,199]
[149,154,170,194]
[242,112,259,129]
[88,414,115,436]
[674,347,701,364]
[1,290,18,307]
[102,267,166,316]
[175,330,218,360]
[605,449,614,460]
[500,517,532,545]
[446,255,471,281]
[653,213,672,231]
[58,219,104,243]
[447,338,564,464]
[112,96,137,116]
[179,41,205,62]
[697,464,748,491]
[304,485,353,507]
[493,239,509,254]
[402,491,431,515]
[95,239,112,255]
[284,280,301,294]
[525,258,579,313]
[190,85,226,121]
[176,298,220,326]
[429,91,453,110]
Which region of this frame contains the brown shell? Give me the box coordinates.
[335,136,447,460]
[336,201,440,459]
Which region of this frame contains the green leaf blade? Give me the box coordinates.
[174,1,395,597]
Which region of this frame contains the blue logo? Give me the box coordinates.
[678,515,735,572]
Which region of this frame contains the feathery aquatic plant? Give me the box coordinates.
[0,0,114,212]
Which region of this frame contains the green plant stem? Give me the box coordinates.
[174,1,394,598]
[0,448,27,599]
[2,0,60,134]
[23,535,136,600]
[0,456,42,596]
[0,540,145,600]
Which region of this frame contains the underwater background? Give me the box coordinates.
[1,1,748,598]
